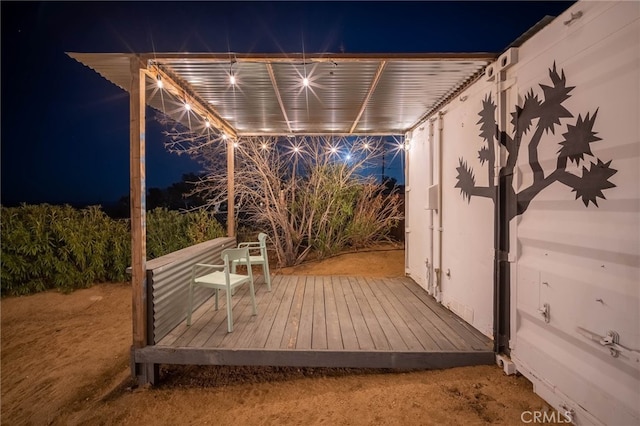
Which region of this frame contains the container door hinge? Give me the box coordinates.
[538,303,550,323]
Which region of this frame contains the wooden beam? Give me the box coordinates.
[349,61,386,134]
[237,131,404,137]
[227,139,235,237]
[140,52,498,63]
[134,347,495,369]
[143,65,238,139]
[265,63,293,134]
[129,57,147,353]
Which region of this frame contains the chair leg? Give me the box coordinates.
[226,288,233,332]
[263,261,272,292]
[231,262,238,296]
[214,289,219,310]
[249,278,257,316]
[187,282,194,326]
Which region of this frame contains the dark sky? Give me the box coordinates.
[1,1,574,206]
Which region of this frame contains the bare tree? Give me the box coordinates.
[162,125,404,267]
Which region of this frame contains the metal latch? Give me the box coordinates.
[600,330,621,358]
[538,303,550,323]
[576,327,640,362]
[560,405,575,423]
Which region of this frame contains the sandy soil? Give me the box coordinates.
[1,246,558,425]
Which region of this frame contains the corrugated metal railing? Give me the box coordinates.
[146,237,236,344]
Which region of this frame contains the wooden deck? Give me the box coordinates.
[135,275,494,369]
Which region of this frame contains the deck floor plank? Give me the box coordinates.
[264,276,296,349]
[280,276,305,349]
[152,275,494,371]
[331,276,359,350]
[348,276,389,350]
[296,277,314,349]
[400,278,492,350]
[323,276,343,350]
[231,276,276,349]
[340,276,375,350]
[203,283,255,348]
[357,277,408,351]
[371,278,450,349]
[364,277,425,351]
[388,277,470,350]
[248,275,288,348]
[311,276,328,349]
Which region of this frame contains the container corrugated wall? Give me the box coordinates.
[147,237,236,343]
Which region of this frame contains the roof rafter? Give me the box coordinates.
[145,64,238,138]
[265,63,293,135]
[349,60,386,134]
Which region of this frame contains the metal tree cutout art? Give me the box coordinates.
[455,63,617,220]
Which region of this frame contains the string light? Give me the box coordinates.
[330,147,337,154]
[302,77,309,87]
[184,102,191,111]
[363,143,370,150]
[222,133,228,140]
[205,119,211,128]
[261,142,268,150]
[156,75,163,89]
[229,59,236,85]
[294,146,300,153]
[233,142,239,148]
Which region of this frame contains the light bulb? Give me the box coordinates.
[346,154,352,161]
[363,143,370,150]
[156,76,163,89]
[330,147,337,154]
[205,119,211,128]
[294,146,300,153]
[233,142,239,148]
[184,102,191,111]
[229,74,236,85]
[261,143,268,150]
[222,133,228,140]
[303,77,309,87]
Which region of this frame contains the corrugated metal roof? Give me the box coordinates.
[68,52,495,136]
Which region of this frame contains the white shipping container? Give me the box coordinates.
[406,1,640,423]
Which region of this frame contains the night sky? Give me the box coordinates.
[1,1,575,207]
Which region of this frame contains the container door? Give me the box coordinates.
[509,2,640,424]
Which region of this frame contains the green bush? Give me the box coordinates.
[146,207,225,258]
[1,204,224,296]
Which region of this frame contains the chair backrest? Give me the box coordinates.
[222,248,253,281]
[258,233,268,256]
[222,247,251,264]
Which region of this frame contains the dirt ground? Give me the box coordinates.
[1,246,558,425]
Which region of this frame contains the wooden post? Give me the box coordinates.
[227,139,235,237]
[129,57,153,382]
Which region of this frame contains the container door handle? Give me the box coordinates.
[576,327,640,364]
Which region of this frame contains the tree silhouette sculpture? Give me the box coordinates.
[455,63,617,220]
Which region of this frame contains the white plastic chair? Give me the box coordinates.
[186,247,257,333]
[232,232,272,291]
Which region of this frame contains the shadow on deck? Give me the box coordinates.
[135,275,494,370]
